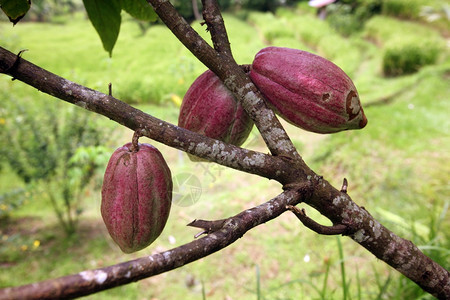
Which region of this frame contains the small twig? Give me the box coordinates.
[341,178,348,194]
[287,205,348,235]
[3,49,27,79]
[108,83,112,96]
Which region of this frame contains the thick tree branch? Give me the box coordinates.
[0,46,297,184]
[305,177,450,299]
[0,189,305,300]
[0,2,449,298]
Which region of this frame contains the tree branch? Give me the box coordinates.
[0,46,296,185]
[287,205,349,235]
[1,2,449,298]
[147,0,303,161]
[0,189,305,300]
[201,0,232,58]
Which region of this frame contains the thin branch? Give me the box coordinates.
[0,189,304,300]
[287,205,348,235]
[201,0,232,57]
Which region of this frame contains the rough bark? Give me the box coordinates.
[0,1,448,299]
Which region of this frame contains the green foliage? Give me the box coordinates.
[0,187,29,220]
[0,0,30,24]
[122,0,157,21]
[81,0,158,56]
[82,0,121,56]
[0,98,110,235]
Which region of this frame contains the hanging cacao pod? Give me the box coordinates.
[178,70,254,154]
[101,142,172,253]
[249,47,367,133]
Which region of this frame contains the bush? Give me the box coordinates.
[364,16,445,76]
[381,0,423,19]
[0,98,110,235]
[383,42,441,76]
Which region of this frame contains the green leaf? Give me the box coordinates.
[0,0,30,25]
[121,0,157,21]
[82,0,121,56]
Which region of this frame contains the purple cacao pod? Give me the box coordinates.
[101,143,172,253]
[249,47,367,133]
[178,70,254,150]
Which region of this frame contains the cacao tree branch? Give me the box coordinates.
[0,3,448,299]
[147,0,302,161]
[201,0,232,58]
[0,46,296,184]
[287,205,349,235]
[0,189,305,300]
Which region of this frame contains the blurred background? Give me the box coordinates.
[0,0,449,299]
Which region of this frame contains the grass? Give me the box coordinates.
[1,6,449,300]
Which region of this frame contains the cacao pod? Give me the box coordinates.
[249,47,368,133]
[178,70,254,153]
[101,143,172,253]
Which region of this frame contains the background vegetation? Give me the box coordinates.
[0,0,449,299]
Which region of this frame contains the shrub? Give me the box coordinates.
[0,98,111,235]
[381,0,423,19]
[364,16,445,76]
[383,42,441,76]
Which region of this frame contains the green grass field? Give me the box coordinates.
[0,2,449,299]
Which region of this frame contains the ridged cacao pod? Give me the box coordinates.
[249,47,367,133]
[178,70,254,152]
[101,143,172,253]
